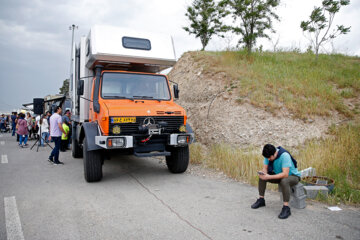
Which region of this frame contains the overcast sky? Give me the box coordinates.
[0,0,359,113]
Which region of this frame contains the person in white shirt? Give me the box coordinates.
[48,106,66,165]
[38,114,49,146]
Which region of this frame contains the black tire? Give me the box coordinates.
[72,137,83,158]
[83,139,103,182]
[166,146,189,173]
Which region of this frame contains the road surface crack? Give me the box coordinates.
[129,173,213,240]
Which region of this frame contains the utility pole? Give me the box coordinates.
[69,24,78,94]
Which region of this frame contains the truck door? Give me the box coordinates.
[89,77,96,122]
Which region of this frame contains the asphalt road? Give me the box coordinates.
[0,133,359,240]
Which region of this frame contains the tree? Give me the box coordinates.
[59,79,69,95]
[183,0,228,51]
[300,0,351,59]
[223,0,280,54]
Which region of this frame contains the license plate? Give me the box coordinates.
[111,117,136,123]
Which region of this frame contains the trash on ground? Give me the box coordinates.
[328,206,342,211]
[300,167,316,178]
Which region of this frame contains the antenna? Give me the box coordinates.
[171,36,177,60]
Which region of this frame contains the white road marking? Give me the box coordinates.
[1,141,5,145]
[4,196,25,240]
[2,155,8,164]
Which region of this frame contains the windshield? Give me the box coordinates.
[101,72,171,100]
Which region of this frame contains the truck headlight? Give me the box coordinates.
[107,137,125,148]
[177,135,189,145]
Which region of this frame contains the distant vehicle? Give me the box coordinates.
[69,25,194,182]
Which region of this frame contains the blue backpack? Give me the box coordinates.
[268,146,298,174]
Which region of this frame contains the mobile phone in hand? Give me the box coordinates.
[257,171,265,175]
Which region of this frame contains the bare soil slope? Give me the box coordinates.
[169,52,344,147]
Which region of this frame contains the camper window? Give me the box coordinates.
[122,37,151,50]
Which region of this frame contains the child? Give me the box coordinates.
[60,121,69,152]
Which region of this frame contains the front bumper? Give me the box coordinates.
[95,136,134,149]
[95,133,194,149]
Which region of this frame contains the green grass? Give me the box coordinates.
[190,143,277,191]
[190,123,360,205]
[298,123,360,205]
[191,51,360,119]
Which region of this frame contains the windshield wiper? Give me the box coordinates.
[104,96,134,101]
[132,96,162,102]
[133,96,154,99]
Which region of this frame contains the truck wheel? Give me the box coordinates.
[166,146,189,173]
[72,137,83,158]
[83,139,103,182]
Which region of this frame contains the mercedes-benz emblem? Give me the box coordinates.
[143,117,155,126]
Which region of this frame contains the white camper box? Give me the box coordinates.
[86,25,176,72]
[72,25,177,122]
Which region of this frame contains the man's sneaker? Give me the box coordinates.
[278,206,291,219]
[53,161,64,165]
[47,158,53,163]
[251,198,266,209]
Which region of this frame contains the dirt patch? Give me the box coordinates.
[169,52,344,147]
[344,96,360,114]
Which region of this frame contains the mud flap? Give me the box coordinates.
[82,122,102,151]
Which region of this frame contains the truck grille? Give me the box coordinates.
[109,116,184,135]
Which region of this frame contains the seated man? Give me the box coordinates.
[251,144,301,219]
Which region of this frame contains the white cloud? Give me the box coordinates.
[0,20,67,54]
[256,0,359,55]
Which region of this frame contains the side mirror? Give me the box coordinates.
[77,80,84,96]
[173,84,179,99]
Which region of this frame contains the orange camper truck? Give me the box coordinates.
[69,25,194,182]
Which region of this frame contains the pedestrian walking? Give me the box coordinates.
[16,113,29,147]
[25,112,32,139]
[0,114,6,132]
[48,106,66,165]
[11,112,17,136]
[15,114,20,142]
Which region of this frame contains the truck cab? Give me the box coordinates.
[70,25,194,182]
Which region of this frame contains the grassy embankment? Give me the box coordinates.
[193,50,360,118]
[189,51,360,205]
